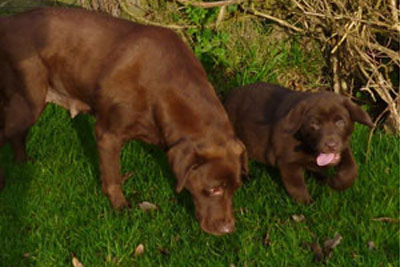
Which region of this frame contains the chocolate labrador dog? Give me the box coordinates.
[225,82,373,203]
[0,7,248,235]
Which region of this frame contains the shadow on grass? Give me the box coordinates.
[71,114,195,218]
[0,2,84,264]
[0,144,35,265]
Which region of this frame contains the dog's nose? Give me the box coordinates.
[325,140,338,151]
[217,220,235,234]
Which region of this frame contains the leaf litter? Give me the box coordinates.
[138,201,158,211]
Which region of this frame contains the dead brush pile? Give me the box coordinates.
[80,0,399,134]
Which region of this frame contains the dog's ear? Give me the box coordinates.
[281,101,308,134]
[234,139,248,181]
[344,99,374,128]
[167,142,199,193]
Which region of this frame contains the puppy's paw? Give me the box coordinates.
[327,176,354,191]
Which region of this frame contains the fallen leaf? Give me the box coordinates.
[323,233,342,260]
[72,256,84,267]
[367,241,376,250]
[264,232,271,246]
[301,241,309,250]
[135,244,145,256]
[138,201,158,211]
[371,217,399,223]
[291,214,305,223]
[311,242,324,262]
[159,247,169,255]
[323,233,342,250]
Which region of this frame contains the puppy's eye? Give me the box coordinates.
[310,120,320,130]
[336,119,345,128]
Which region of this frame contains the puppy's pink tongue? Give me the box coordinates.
[316,153,335,166]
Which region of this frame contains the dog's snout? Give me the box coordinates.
[325,139,338,151]
[216,219,235,234]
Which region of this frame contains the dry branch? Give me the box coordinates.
[176,0,243,8]
[77,0,400,133]
[249,0,399,133]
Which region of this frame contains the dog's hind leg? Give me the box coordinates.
[3,60,48,162]
[4,93,35,162]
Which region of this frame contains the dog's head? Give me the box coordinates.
[167,138,247,235]
[282,93,373,166]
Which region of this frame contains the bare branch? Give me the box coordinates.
[176,0,243,8]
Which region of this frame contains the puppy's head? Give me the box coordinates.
[283,93,373,166]
[168,138,247,235]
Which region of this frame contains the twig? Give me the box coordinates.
[354,45,400,133]
[351,37,400,65]
[120,0,195,29]
[296,11,396,31]
[216,6,226,28]
[176,0,243,8]
[331,20,356,54]
[247,6,304,33]
[0,0,10,8]
[389,0,400,33]
[365,107,387,163]
[371,217,400,223]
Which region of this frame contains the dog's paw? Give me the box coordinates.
[0,177,4,191]
[292,192,313,204]
[111,196,130,210]
[14,153,32,163]
[327,176,354,191]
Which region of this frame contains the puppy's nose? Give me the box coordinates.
[325,140,338,151]
[217,220,235,234]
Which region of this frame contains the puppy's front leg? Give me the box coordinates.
[279,163,312,204]
[95,126,129,210]
[328,147,357,191]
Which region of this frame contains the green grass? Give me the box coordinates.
[0,1,399,266]
[0,107,398,266]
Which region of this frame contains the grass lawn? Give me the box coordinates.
[0,106,398,266]
[0,1,399,266]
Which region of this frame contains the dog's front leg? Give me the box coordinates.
[279,162,312,204]
[95,126,129,210]
[328,147,358,191]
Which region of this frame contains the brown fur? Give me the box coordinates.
[0,7,248,235]
[225,82,373,203]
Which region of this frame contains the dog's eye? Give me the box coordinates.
[336,119,345,128]
[310,120,320,130]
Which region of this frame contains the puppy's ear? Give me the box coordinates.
[282,101,307,134]
[228,139,248,181]
[344,99,374,128]
[167,142,198,193]
[237,140,249,180]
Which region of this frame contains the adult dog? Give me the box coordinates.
[225,82,373,203]
[0,8,247,235]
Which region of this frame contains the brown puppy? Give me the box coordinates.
[225,82,373,203]
[0,8,248,235]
